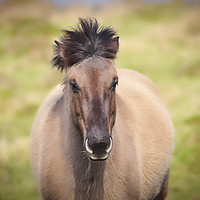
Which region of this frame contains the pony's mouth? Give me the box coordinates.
[85,138,113,161]
[89,153,109,161]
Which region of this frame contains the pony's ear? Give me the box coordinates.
[52,40,67,72]
[54,40,60,47]
[111,36,119,57]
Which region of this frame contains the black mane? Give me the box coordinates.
[52,18,119,72]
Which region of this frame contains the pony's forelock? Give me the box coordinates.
[52,18,119,72]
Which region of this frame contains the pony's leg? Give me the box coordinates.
[153,170,169,200]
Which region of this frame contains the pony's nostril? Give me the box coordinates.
[85,137,112,161]
[87,137,112,154]
[85,138,93,154]
[106,137,113,153]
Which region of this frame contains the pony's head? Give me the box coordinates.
[53,18,119,161]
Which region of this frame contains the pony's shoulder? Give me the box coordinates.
[40,84,63,113]
[33,84,64,125]
[117,68,163,103]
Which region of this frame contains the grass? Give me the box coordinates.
[0,1,200,199]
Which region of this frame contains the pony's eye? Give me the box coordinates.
[69,79,80,93]
[110,78,118,92]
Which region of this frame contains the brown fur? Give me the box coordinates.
[31,18,174,200]
[31,62,174,200]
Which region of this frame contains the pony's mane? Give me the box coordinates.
[52,18,119,72]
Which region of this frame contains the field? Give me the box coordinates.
[0,1,200,199]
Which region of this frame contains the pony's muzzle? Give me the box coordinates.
[85,137,113,161]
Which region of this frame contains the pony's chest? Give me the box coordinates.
[103,173,140,200]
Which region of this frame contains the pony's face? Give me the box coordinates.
[66,57,118,161]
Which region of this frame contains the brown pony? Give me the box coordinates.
[31,18,174,200]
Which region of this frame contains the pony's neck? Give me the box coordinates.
[62,94,106,200]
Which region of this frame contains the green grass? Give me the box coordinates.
[0,1,200,200]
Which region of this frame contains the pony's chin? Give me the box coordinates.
[88,154,108,161]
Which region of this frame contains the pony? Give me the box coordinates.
[31,18,174,200]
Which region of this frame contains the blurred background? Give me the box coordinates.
[0,0,200,199]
